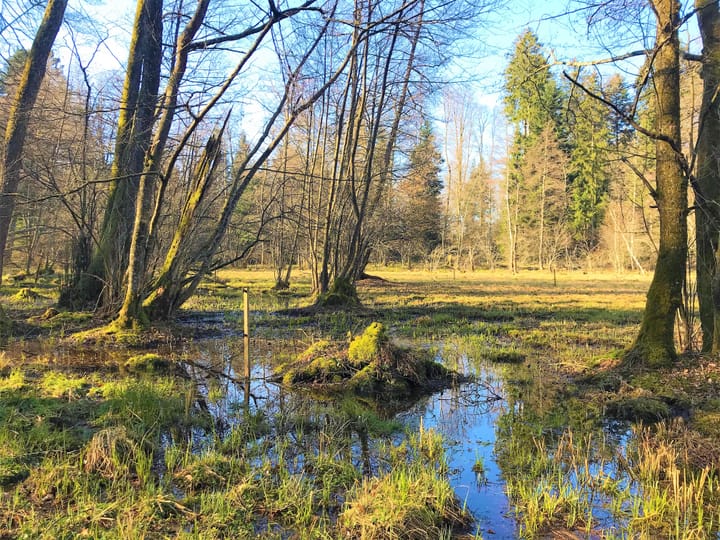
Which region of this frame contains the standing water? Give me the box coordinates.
[179,333,642,538]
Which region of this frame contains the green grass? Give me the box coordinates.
[339,424,471,539]
[3,267,720,538]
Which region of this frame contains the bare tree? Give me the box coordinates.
[0,0,67,282]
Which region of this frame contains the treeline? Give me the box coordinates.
[1,0,720,366]
[0,0,491,323]
[250,27,685,276]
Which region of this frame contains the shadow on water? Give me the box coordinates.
[177,333,647,538]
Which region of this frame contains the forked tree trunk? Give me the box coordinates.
[60,0,163,311]
[117,0,211,328]
[626,0,686,367]
[0,0,67,282]
[142,124,226,320]
[694,0,720,352]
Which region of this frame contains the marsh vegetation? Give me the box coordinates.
[0,268,719,538]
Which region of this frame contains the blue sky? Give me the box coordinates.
[47,0,702,145]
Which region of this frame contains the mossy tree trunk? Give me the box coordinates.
[626,0,686,368]
[0,0,67,282]
[142,122,227,320]
[59,0,163,311]
[144,7,340,320]
[695,0,720,352]
[116,0,211,328]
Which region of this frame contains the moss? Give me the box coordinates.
[297,339,334,362]
[348,322,388,366]
[278,323,459,399]
[348,364,381,395]
[284,356,346,385]
[11,287,42,302]
[316,277,360,307]
[280,340,348,386]
[124,353,173,374]
[606,396,671,423]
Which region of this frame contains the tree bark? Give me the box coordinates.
[0,0,67,282]
[694,0,720,352]
[59,0,163,311]
[117,0,211,328]
[627,0,686,367]
[142,123,226,320]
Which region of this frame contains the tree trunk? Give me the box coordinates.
[60,0,163,311]
[117,0,211,328]
[0,0,67,282]
[694,0,720,352]
[627,0,686,368]
[143,125,226,320]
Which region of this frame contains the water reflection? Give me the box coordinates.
[177,336,521,536]
[15,334,638,537]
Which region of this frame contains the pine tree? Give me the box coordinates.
[393,120,443,265]
[567,73,612,254]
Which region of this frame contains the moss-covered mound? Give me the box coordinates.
[124,353,178,375]
[277,322,460,398]
[315,277,360,307]
[11,287,42,302]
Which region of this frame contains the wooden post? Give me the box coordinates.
[243,287,250,379]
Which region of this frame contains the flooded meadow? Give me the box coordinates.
[1,269,719,538]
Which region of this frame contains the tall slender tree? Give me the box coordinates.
[503,29,566,270]
[0,0,67,282]
[567,72,612,258]
[393,119,443,265]
[627,0,686,367]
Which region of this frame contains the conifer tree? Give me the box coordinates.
[567,73,611,255]
[503,30,567,269]
[394,120,443,264]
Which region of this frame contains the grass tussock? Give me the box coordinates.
[340,424,471,539]
[83,426,140,479]
[503,424,720,538]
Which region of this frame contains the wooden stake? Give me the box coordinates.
[243,287,250,380]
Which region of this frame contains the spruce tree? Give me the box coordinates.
[567,73,612,254]
[503,30,567,269]
[394,120,443,264]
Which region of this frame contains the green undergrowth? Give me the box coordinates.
[4,268,720,537]
[0,364,468,538]
[500,421,720,539]
[339,424,471,539]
